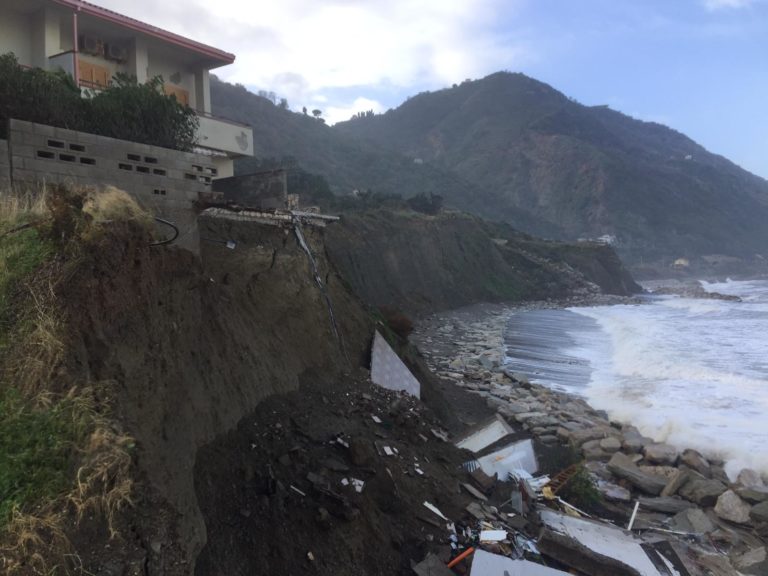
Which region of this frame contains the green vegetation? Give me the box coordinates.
[0,188,136,571]
[0,390,90,525]
[558,464,601,510]
[0,52,199,151]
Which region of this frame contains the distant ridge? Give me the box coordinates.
[212,72,768,268]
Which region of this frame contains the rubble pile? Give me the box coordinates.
[413,305,768,575]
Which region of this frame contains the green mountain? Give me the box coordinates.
[212,73,768,268]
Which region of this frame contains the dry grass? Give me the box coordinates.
[0,507,69,575]
[70,425,135,538]
[82,186,152,227]
[0,186,48,230]
[9,280,66,397]
[0,184,140,572]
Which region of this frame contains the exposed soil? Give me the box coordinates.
[193,370,487,575]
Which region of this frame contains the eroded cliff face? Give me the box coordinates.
[325,210,640,316]
[60,215,372,571]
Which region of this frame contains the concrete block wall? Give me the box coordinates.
[5,119,225,252]
[0,139,10,190]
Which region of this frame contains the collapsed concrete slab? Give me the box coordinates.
[370,331,421,398]
[469,549,570,575]
[475,438,538,479]
[538,509,688,576]
[455,414,514,453]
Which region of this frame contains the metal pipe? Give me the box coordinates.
[627,500,640,530]
[72,9,80,85]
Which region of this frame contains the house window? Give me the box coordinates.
[59,154,76,162]
[69,143,86,152]
[127,153,141,161]
[37,150,55,159]
[78,60,110,89]
[80,157,96,165]
[47,140,65,149]
[163,84,189,107]
[118,163,133,171]
[153,168,166,176]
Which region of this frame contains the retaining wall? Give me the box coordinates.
[4,119,224,252]
[0,139,10,190]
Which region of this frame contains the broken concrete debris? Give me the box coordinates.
[469,549,570,575]
[473,439,538,479]
[370,330,421,397]
[454,414,514,453]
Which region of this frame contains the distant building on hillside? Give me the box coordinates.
[0,0,253,177]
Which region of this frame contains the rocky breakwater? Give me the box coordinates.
[413,304,768,575]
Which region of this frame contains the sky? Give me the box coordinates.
[97,0,768,179]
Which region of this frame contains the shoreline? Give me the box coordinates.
[412,296,768,568]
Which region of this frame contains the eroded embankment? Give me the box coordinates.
[325,210,640,316]
[66,214,374,571]
[1,192,373,573]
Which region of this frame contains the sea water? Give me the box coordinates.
[502,279,768,478]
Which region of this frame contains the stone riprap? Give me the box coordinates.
[413,302,768,573]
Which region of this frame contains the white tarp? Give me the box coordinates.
[470,550,570,575]
[455,415,514,453]
[476,438,538,478]
[370,331,420,398]
[539,510,682,576]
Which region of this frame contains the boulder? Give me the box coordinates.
[709,465,731,485]
[643,443,679,466]
[737,468,765,488]
[606,452,667,495]
[680,449,710,476]
[637,496,695,514]
[582,444,608,462]
[732,546,767,575]
[736,485,768,504]
[714,490,752,524]
[661,469,691,497]
[597,480,631,502]
[599,437,622,453]
[679,475,728,507]
[671,508,716,533]
[750,500,768,524]
[621,427,652,453]
[567,427,615,448]
[639,465,678,479]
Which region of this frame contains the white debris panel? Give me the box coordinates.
[470,550,570,575]
[476,439,538,477]
[370,331,421,398]
[455,414,514,453]
[539,510,682,576]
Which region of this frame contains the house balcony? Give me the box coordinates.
[46,51,253,159]
[195,112,253,158]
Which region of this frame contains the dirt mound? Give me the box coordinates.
[193,370,488,576]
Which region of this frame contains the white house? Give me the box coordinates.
[0,0,253,177]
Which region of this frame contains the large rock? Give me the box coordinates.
[737,468,765,488]
[680,449,710,476]
[732,546,767,575]
[671,508,716,533]
[643,443,679,466]
[737,485,768,504]
[567,426,616,448]
[607,452,667,495]
[638,496,695,514]
[661,469,691,497]
[621,427,652,453]
[714,490,752,524]
[679,475,728,507]
[750,500,768,524]
[599,437,622,453]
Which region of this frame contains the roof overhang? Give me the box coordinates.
[49,0,235,66]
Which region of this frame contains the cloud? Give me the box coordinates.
[323,97,385,125]
[703,0,755,10]
[92,0,530,115]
